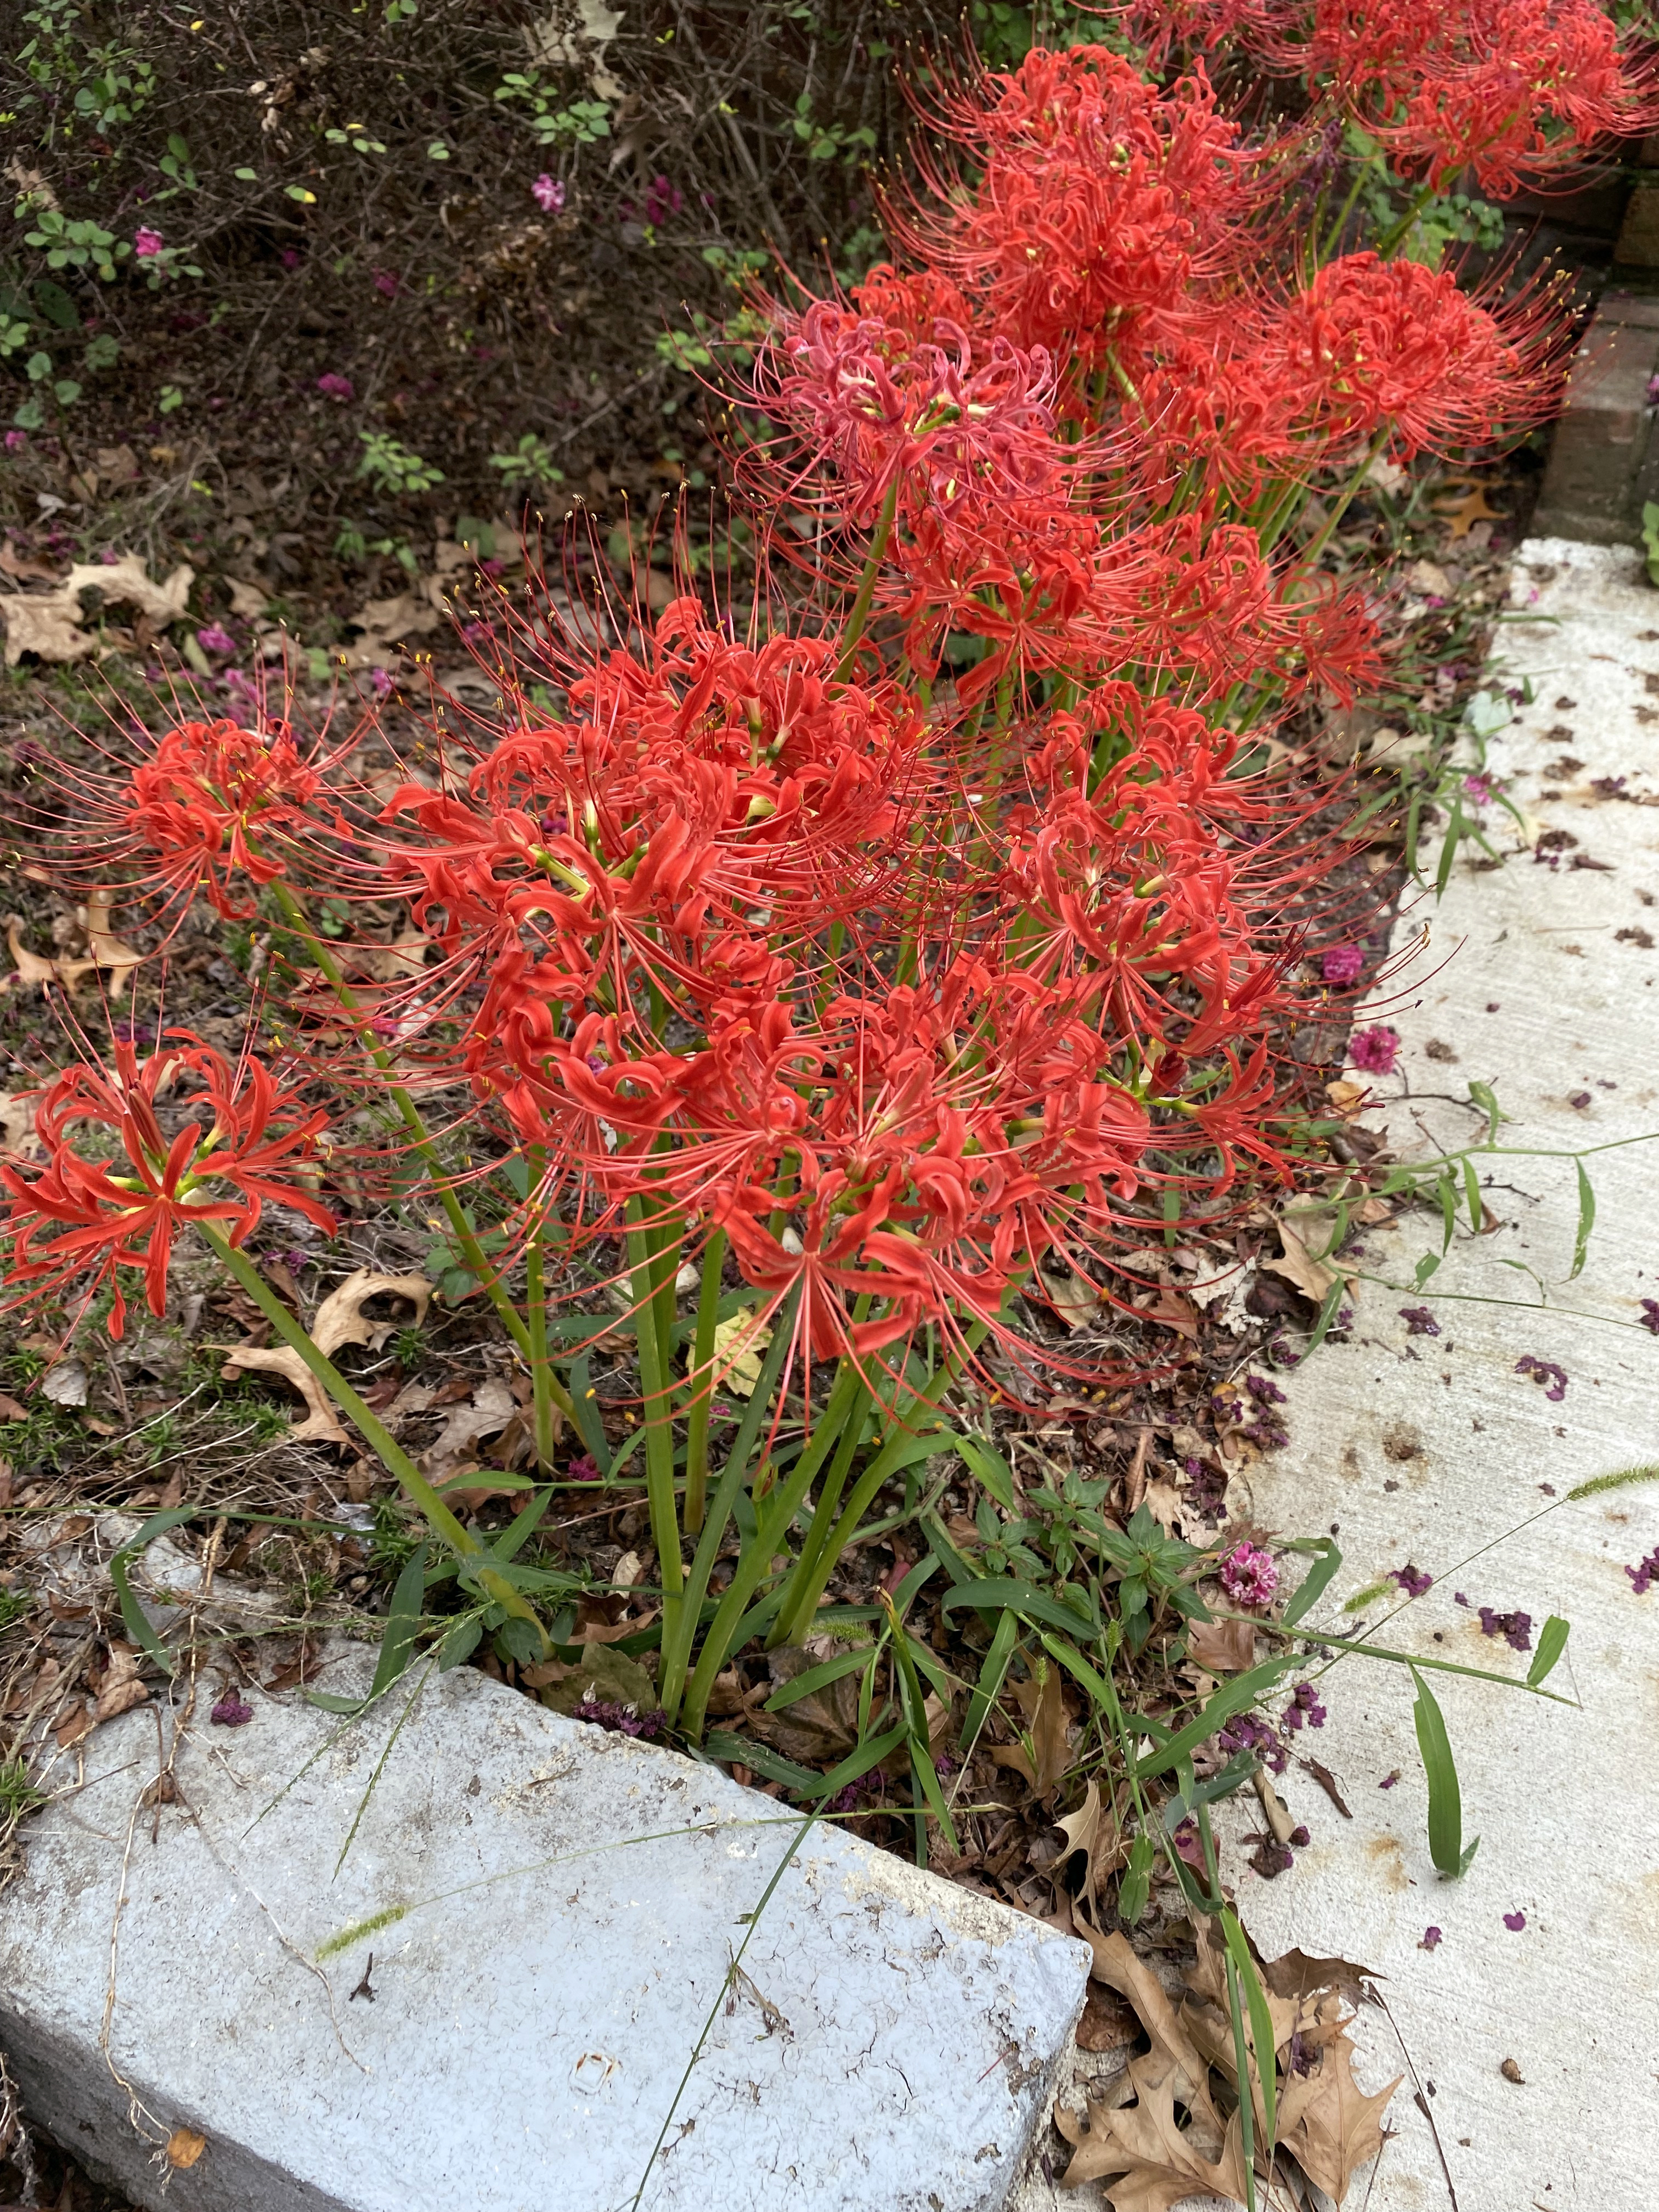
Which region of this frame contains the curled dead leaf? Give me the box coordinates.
[1056,2050,1248,2207]
[7,917,95,994]
[420,1375,517,1476]
[311,1269,432,1359]
[1186,1615,1257,1674]
[1077,1925,1220,2131]
[990,1660,1071,1800]
[216,1344,351,1447]
[81,890,144,979]
[165,2126,207,2170]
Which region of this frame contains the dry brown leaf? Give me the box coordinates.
[1054,1779,1108,1914]
[749,1640,865,1767]
[1186,1615,1257,1674]
[0,1090,40,1159]
[65,555,194,626]
[991,1660,1071,1799]
[359,920,433,984]
[1043,1267,1102,1330]
[1056,2051,1248,2208]
[94,1646,150,1724]
[1276,2032,1400,2204]
[0,592,97,667]
[81,890,144,979]
[1076,1926,1220,2130]
[1323,1078,1368,1120]
[1403,557,1452,597]
[216,1345,351,1447]
[1140,1473,1184,1536]
[1432,486,1504,540]
[311,1268,432,1359]
[6,917,95,992]
[165,2127,207,2171]
[1261,1204,1353,1305]
[54,1698,92,1748]
[420,1375,517,1475]
[224,575,270,619]
[1,537,59,583]
[1259,1946,1380,2006]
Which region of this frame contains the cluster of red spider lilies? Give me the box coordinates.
[3,5,1650,1722]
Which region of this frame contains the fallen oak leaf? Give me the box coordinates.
[1186,1615,1257,1674]
[63,554,194,628]
[990,1658,1071,1799]
[1055,2050,1249,2208]
[1076,1926,1221,2131]
[1261,1203,1355,1305]
[419,1375,517,1476]
[6,917,95,993]
[1054,1778,1116,1915]
[310,1268,432,1359]
[81,890,144,980]
[0,591,97,668]
[1274,2030,1400,2204]
[215,1344,352,1447]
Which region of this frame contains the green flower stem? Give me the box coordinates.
[680,1355,870,1742]
[1299,425,1393,569]
[198,1221,478,1559]
[625,1195,685,1651]
[658,1292,800,1726]
[833,476,900,684]
[522,1148,558,1472]
[267,883,574,1424]
[681,1227,727,1536]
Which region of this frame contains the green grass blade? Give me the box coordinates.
[1527,1615,1570,1688]
[1281,1535,1342,1627]
[1411,1664,1476,1876]
[1570,1159,1596,1280]
[1221,1907,1277,2147]
[961,1609,1018,1750]
[940,1577,1099,1636]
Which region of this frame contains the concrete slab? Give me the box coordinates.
[0,1654,1087,2212]
[1205,539,1659,2212]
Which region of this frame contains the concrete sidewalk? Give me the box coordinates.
[1214,539,1659,2212]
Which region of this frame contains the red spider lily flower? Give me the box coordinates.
[904,47,1271,385]
[747,294,1067,533]
[1,1036,334,1338]
[1259,253,1561,457]
[122,719,323,915]
[366,601,929,1047]
[1303,0,1659,195]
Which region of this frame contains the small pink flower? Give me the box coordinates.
[373,268,399,298]
[195,622,237,656]
[1349,1024,1400,1075]
[4,430,27,452]
[532,173,566,213]
[316,373,354,402]
[211,1690,254,1726]
[1420,1926,1442,1950]
[1321,944,1364,986]
[369,667,396,700]
[1463,773,1494,805]
[134,227,165,258]
[1502,1910,1527,1932]
[643,173,682,224]
[1218,1541,1279,1608]
[279,247,302,271]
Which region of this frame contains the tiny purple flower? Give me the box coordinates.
[1624,1546,1659,1595]
[316,372,354,401]
[1639,1297,1659,1338]
[566,1454,602,1483]
[372,268,399,298]
[1462,773,1494,805]
[1514,1353,1567,1402]
[1477,1606,1533,1652]
[571,1697,664,1739]
[1378,1769,1400,1788]
[1350,1024,1401,1075]
[134,226,165,258]
[369,667,396,701]
[1503,1910,1527,1932]
[195,623,237,656]
[1399,1306,1441,1337]
[1218,1541,1279,1607]
[532,173,567,213]
[4,430,27,452]
[1390,1564,1433,1598]
[1321,944,1364,985]
[211,1690,255,1726]
[1420,1925,1443,1950]
[642,173,683,224]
